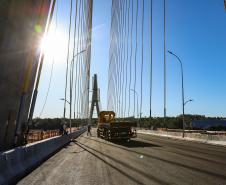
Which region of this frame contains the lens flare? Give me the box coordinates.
[40,29,68,62]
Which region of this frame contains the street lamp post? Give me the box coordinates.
[167,50,186,137]
[64,49,86,119]
[130,89,139,119]
[184,99,193,106]
[70,49,87,133]
[60,98,72,133]
[63,49,87,133]
[70,49,86,64]
[60,98,70,105]
[184,99,193,129]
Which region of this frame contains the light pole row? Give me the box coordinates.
[168,50,193,137]
[62,49,86,133]
[130,89,139,118]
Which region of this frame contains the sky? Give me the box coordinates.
[34,0,226,118]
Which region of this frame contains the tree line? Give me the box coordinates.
[31,114,226,131]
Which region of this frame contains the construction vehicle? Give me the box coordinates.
[97,111,137,141]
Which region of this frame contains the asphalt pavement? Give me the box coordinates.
[18,129,226,185]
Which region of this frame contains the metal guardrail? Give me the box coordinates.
[27,127,79,143]
[27,130,60,143]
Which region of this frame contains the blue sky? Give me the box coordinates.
[34,0,226,118]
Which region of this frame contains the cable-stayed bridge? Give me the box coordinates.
[0,1,226,185]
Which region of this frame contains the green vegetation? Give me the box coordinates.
[209,125,226,131]
[30,118,89,130]
[31,115,226,131]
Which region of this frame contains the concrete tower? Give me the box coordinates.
[89,74,100,123]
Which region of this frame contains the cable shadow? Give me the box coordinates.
[71,149,85,154]
[112,139,161,148]
[63,143,74,149]
[78,136,226,181]
[137,134,226,166]
[81,135,161,149]
[74,141,171,185]
[84,135,224,166]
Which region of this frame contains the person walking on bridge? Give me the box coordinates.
[87,124,92,136]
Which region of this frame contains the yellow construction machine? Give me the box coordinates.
[97,111,137,141]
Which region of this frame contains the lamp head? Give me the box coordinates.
[167,50,173,54]
[80,49,86,54]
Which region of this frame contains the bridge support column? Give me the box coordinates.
[89,74,100,125]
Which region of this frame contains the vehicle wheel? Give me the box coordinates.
[108,130,111,141]
[104,130,109,140]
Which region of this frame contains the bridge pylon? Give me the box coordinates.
[89,74,100,124]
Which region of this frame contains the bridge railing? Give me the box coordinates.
[0,127,87,185]
[26,127,79,143]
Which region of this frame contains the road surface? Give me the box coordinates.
[18,129,226,185]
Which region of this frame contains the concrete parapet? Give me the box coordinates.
[138,129,226,147]
[0,127,86,185]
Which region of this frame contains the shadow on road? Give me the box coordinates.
[74,141,171,185]
[71,149,85,154]
[112,140,160,148]
[81,135,161,148]
[78,136,226,181]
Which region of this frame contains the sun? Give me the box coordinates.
[40,29,67,61]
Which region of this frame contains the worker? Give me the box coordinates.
[63,123,68,135]
[60,120,68,135]
[87,124,92,136]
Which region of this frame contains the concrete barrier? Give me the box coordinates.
[0,127,86,185]
[138,129,226,146]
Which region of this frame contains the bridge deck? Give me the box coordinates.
[19,129,226,185]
